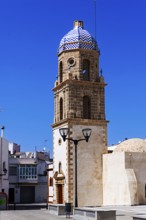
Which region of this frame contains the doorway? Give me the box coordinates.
[9,188,14,203]
[20,186,35,203]
[57,184,63,204]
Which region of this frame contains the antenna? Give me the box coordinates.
[94,0,97,40]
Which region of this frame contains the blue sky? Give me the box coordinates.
[0,0,146,155]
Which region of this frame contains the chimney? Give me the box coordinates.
[1,126,5,138]
[74,20,84,28]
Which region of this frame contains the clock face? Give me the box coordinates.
[67,57,76,67]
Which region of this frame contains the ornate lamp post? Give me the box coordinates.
[59,128,92,207]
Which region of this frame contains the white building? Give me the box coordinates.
[0,127,9,195]
[9,151,50,204]
[103,138,146,206]
[0,126,51,204]
[47,162,53,203]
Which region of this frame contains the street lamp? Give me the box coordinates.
[0,161,7,177]
[59,128,92,207]
[0,168,7,176]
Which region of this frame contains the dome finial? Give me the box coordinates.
[74,20,84,28]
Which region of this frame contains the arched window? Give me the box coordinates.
[50,177,53,186]
[59,162,62,173]
[59,62,63,83]
[83,96,91,119]
[60,98,63,120]
[82,60,90,81]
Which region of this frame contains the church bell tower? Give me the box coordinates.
[52,20,108,206]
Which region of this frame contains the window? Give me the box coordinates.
[82,59,90,81]
[59,162,62,173]
[19,165,37,180]
[50,177,53,186]
[83,96,91,119]
[59,62,63,83]
[9,166,17,176]
[58,138,62,145]
[60,98,63,120]
[67,57,75,67]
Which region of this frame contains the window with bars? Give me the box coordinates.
[19,165,37,180]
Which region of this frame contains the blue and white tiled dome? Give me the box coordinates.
[58,21,98,54]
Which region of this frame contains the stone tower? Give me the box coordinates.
[52,20,108,206]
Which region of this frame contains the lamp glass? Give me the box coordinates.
[59,128,69,141]
[3,168,7,175]
[82,128,92,141]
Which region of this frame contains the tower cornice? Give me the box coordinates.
[52,118,109,129]
[53,79,107,92]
